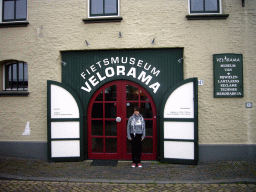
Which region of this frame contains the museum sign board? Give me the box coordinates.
[214,54,243,98]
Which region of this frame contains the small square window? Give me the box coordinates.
[2,0,27,22]
[89,0,119,17]
[190,0,220,14]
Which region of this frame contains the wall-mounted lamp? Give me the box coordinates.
[151,38,155,45]
[61,61,66,66]
[85,40,89,46]
[119,32,122,38]
[178,58,183,63]
[242,0,245,7]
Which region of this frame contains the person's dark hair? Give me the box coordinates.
[134,106,140,112]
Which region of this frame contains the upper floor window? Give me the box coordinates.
[3,61,28,91]
[89,0,119,17]
[190,0,221,14]
[2,0,27,22]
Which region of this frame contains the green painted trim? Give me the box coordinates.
[0,91,29,96]
[83,17,122,24]
[186,14,229,20]
[0,21,29,28]
[51,138,81,141]
[163,118,195,122]
[164,139,195,142]
[160,78,198,165]
[50,118,80,122]
[47,80,84,162]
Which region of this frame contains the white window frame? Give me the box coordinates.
[0,0,28,23]
[188,0,222,14]
[88,0,120,18]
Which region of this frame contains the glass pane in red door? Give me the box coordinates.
[92,138,103,153]
[105,121,117,136]
[92,120,103,136]
[140,90,148,101]
[126,85,138,100]
[105,85,117,101]
[140,103,153,118]
[95,91,103,101]
[105,138,117,153]
[145,120,153,136]
[105,103,116,118]
[92,103,103,118]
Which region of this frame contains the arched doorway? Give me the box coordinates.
[87,80,157,160]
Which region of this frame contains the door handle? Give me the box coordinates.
[116,117,121,122]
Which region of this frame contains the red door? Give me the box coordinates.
[87,80,157,160]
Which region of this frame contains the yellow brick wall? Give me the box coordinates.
[0,0,255,144]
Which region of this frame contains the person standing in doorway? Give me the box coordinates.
[127,106,146,168]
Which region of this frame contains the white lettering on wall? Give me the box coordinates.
[216,56,240,62]
[80,56,162,93]
[117,66,125,75]
[126,67,136,78]
[137,71,152,85]
[111,57,119,64]
[105,67,115,77]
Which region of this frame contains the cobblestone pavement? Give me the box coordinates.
[1,157,256,184]
[0,180,256,192]
[0,157,256,191]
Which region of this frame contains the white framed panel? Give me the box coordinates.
[51,85,79,118]
[164,122,194,140]
[51,140,80,158]
[164,141,194,160]
[164,82,194,119]
[51,122,80,139]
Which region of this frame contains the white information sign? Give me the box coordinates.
[164,141,194,159]
[164,82,194,118]
[51,122,80,139]
[51,85,79,119]
[51,140,80,157]
[164,122,194,140]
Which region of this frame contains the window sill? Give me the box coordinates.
[0,91,29,96]
[186,14,229,20]
[0,21,29,28]
[83,17,123,24]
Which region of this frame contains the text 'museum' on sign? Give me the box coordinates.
[213,54,243,98]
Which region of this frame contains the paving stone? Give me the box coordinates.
[0,157,256,191]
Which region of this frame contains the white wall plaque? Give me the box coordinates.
[51,122,80,139]
[164,141,194,159]
[164,82,194,118]
[164,122,194,140]
[51,85,79,118]
[51,140,80,157]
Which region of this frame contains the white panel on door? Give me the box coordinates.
[51,122,80,139]
[164,82,194,119]
[51,85,79,119]
[51,140,80,157]
[164,122,194,140]
[164,141,194,159]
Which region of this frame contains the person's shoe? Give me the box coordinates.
[137,163,142,168]
[131,163,136,168]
